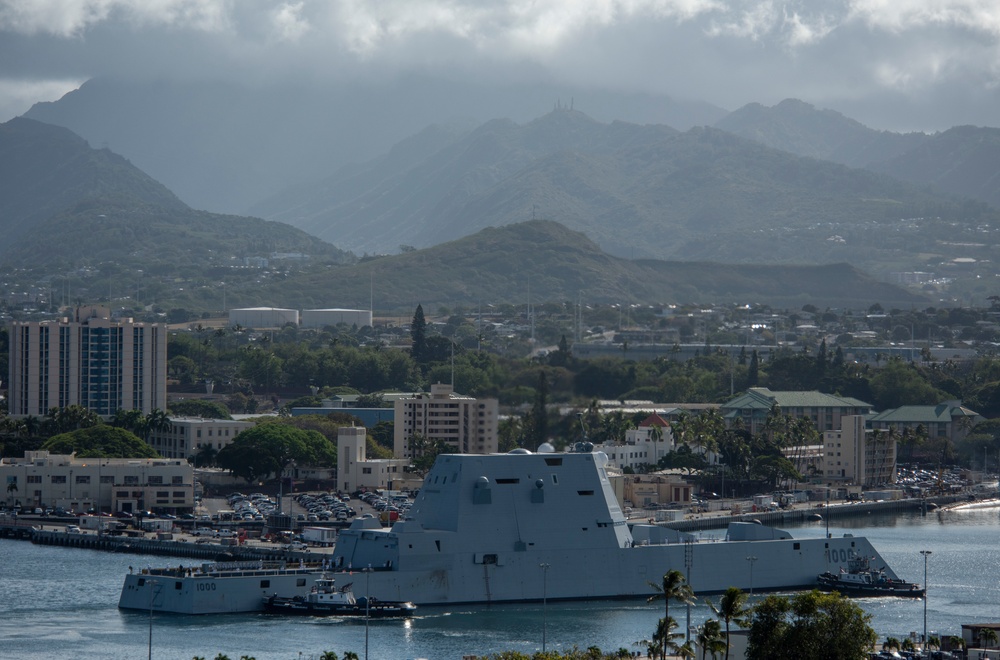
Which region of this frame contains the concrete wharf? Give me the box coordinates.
[662,495,964,532]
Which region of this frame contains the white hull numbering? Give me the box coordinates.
[120,449,898,614]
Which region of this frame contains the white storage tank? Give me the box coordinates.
[228,307,299,329]
[301,308,372,328]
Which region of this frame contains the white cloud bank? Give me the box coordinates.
[0,0,998,128]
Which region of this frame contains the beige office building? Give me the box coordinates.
[337,426,409,493]
[146,417,254,460]
[8,306,167,418]
[0,451,195,514]
[393,384,499,458]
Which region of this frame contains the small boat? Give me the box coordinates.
[263,576,417,617]
[817,556,924,597]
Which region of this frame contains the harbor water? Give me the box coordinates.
[3,506,999,659]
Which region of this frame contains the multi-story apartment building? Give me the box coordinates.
[720,387,872,434]
[393,384,499,458]
[146,417,254,460]
[869,402,982,443]
[822,415,897,487]
[7,306,166,418]
[0,451,194,514]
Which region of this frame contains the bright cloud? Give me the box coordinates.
[0,0,998,127]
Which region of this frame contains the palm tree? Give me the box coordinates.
[647,570,694,659]
[927,635,940,651]
[882,637,900,653]
[697,619,726,660]
[677,639,696,659]
[342,652,359,660]
[709,587,748,660]
[652,616,683,659]
[981,627,998,650]
[319,652,338,660]
[144,408,172,441]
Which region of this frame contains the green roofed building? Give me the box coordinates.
[869,402,982,444]
[721,387,873,435]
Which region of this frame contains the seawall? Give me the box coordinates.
[662,495,964,532]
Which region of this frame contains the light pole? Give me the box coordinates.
[148,579,158,660]
[539,563,550,653]
[97,460,102,537]
[684,540,693,643]
[365,564,372,660]
[746,555,758,596]
[921,550,932,654]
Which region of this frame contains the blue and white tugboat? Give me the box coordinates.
[817,556,924,597]
[264,575,417,617]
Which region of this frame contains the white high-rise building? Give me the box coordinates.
[8,306,167,418]
[394,384,499,458]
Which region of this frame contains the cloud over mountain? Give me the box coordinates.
[1,0,999,130]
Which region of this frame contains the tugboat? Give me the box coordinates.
[263,575,417,617]
[817,556,925,597]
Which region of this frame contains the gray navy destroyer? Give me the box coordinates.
[120,447,902,614]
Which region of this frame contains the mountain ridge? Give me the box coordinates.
[267,220,927,310]
[251,109,992,275]
[715,99,1000,208]
[0,117,350,271]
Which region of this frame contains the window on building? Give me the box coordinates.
[148,476,164,485]
[27,475,41,484]
[172,476,183,484]
[51,475,66,484]
[124,476,138,485]
[75,475,90,484]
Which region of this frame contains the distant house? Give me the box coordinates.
[721,387,872,434]
[869,402,982,443]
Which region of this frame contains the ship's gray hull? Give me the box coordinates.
[118,565,317,614]
[335,534,885,605]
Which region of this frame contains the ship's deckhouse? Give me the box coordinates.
[333,450,633,571]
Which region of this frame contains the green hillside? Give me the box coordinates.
[0,117,186,252]
[0,117,350,273]
[263,220,926,310]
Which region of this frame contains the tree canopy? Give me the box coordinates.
[42,426,159,458]
[168,399,233,420]
[744,590,877,660]
[216,422,336,483]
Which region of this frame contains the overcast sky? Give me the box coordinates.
[1,0,999,131]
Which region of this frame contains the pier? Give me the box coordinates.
[662,495,965,532]
[0,516,317,562]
